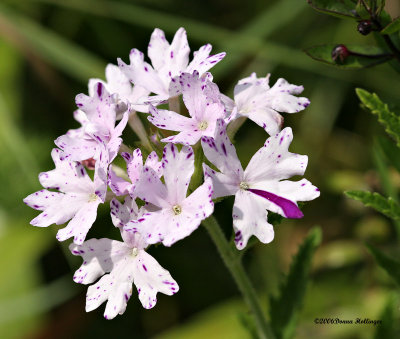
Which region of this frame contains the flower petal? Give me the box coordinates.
[127,179,213,247]
[133,251,178,309]
[267,78,309,113]
[24,190,74,227]
[148,28,170,71]
[186,44,226,75]
[56,199,101,244]
[161,131,202,146]
[201,119,244,177]
[232,190,274,250]
[148,104,194,132]
[54,134,97,162]
[69,238,128,284]
[156,27,189,84]
[108,166,130,196]
[247,188,303,219]
[39,149,94,193]
[85,256,134,319]
[203,164,239,199]
[244,127,308,183]
[162,143,194,204]
[118,49,166,96]
[134,166,169,208]
[144,151,163,177]
[246,108,284,135]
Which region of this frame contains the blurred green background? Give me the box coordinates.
[1,0,400,338]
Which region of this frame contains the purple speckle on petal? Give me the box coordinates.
[248,188,304,219]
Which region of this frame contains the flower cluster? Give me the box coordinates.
[24,27,319,319]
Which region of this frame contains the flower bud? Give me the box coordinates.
[331,44,350,63]
[81,158,96,170]
[357,20,372,36]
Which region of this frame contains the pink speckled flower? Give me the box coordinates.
[148,71,233,145]
[88,63,150,114]
[55,82,129,173]
[224,73,310,135]
[23,148,107,245]
[108,149,162,198]
[202,120,319,250]
[118,27,225,104]
[125,143,214,246]
[70,197,178,319]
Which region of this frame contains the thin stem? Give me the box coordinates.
[128,111,152,152]
[168,96,180,114]
[381,35,400,63]
[371,19,400,64]
[202,215,275,339]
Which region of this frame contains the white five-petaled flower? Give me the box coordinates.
[108,149,162,198]
[224,73,310,136]
[88,63,150,114]
[202,120,320,250]
[55,82,129,173]
[117,27,226,105]
[23,148,106,245]
[70,197,178,319]
[125,143,214,246]
[148,71,233,145]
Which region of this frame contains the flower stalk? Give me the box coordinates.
[202,215,275,339]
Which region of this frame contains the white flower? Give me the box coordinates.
[23,148,106,244]
[70,197,178,319]
[125,143,214,246]
[202,120,319,250]
[118,27,225,105]
[224,73,310,135]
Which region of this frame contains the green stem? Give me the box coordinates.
[202,215,275,339]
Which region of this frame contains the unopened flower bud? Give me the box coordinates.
[81,158,96,170]
[331,44,350,63]
[357,20,372,35]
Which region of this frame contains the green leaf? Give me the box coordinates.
[304,44,391,69]
[377,136,400,174]
[381,17,400,35]
[307,0,358,19]
[374,295,397,339]
[345,190,400,220]
[269,227,322,339]
[367,244,400,286]
[356,88,400,147]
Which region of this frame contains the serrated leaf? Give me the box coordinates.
[307,0,358,19]
[345,190,400,220]
[374,295,397,339]
[304,44,391,69]
[367,244,400,286]
[356,88,400,147]
[381,17,400,35]
[269,227,322,339]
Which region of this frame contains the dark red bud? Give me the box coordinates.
[331,44,350,63]
[357,20,372,35]
[81,158,96,170]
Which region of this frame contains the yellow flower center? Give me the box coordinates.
[172,205,182,215]
[88,193,99,202]
[131,248,139,257]
[239,182,249,190]
[198,121,208,131]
